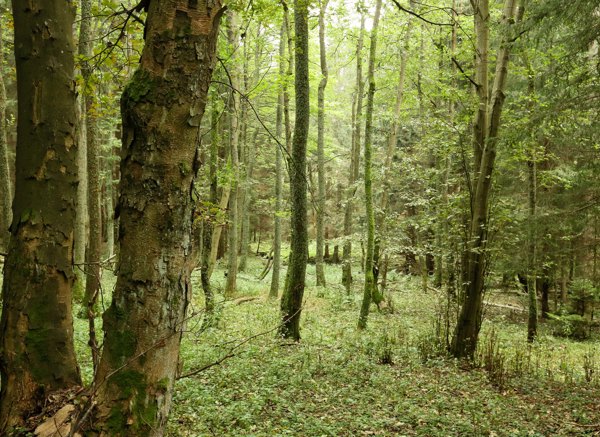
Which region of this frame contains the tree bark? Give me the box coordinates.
[280,0,309,341]
[201,95,220,327]
[341,11,365,294]
[91,2,223,435]
[79,0,102,369]
[315,0,329,287]
[527,157,538,342]
[375,15,413,292]
[270,16,287,299]
[0,15,11,252]
[358,0,383,330]
[225,12,241,297]
[451,0,521,359]
[0,1,81,430]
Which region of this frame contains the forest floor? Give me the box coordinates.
[6,254,599,436]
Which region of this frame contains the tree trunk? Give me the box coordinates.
[315,0,329,287]
[358,0,383,330]
[280,0,309,341]
[527,157,538,342]
[74,30,89,299]
[207,184,231,278]
[0,16,11,252]
[341,11,365,294]
[283,3,293,156]
[78,0,102,369]
[225,12,241,297]
[201,95,220,327]
[451,0,521,359]
[0,2,81,430]
[375,15,413,291]
[270,16,287,299]
[91,3,223,435]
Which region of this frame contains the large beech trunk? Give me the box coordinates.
[0,1,81,430]
[91,2,223,435]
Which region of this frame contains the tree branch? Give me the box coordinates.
[390,0,453,27]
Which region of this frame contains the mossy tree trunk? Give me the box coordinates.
[0,15,11,252]
[280,0,309,341]
[315,0,329,287]
[358,0,382,330]
[341,11,365,294]
[0,1,81,430]
[91,2,223,435]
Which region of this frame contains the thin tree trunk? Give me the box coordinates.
[78,0,102,370]
[201,97,220,327]
[207,186,231,278]
[74,28,89,298]
[283,3,293,155]
[0,15,11,252]
[375,15,413,291]
[0,2,81,429]
[280,0,310,341]
[341,12,365,294]
[270,16,287,299]
[358,0,383,330]
[526,59,538,342]
[315,0,329,287]
[239,31,257,272]
[91,3,223,434]
[225,12,241,297]
[527,157,538,342]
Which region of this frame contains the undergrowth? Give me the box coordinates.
[19,255,600,436]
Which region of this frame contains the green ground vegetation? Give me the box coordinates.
[53,251,598,437]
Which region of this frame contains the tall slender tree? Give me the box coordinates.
[270,15,288,299]
[79,0,102,369]
[341,11,365,294]
[91,2,224,434]
[0,1,81,429]
[315,0,329,287]
[358,0,383,330]
[225,11,241,297]
[0,11,11,252]
[280,0,309,340]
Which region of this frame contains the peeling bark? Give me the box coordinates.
[91,2,223,435]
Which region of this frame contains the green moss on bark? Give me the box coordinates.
[105,370,161,434]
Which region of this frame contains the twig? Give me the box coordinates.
[451,56,479,89]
